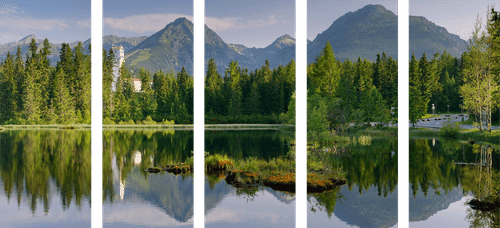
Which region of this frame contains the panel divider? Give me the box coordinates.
[194,0,205,228]
[398,0,410,227]
[91,0,103,227]
[295,0,306,228]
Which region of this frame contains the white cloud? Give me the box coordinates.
[104,13,193,34]
[0,7,17,15]
[103,13,282,34]
[0,11,71,31]
[77,18,91,28]
[206,14,281,31]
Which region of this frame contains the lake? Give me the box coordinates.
[5,130,498,227]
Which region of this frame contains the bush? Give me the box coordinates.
[439,120,460,137]
[142,115,157,125]
[161,119,175,125]
[118,119,135,125]
[103,117,115,125]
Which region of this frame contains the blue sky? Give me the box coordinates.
[4,1,492,46]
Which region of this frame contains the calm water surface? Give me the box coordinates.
[7,131,498,227]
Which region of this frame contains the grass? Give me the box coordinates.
[203,152,345,193]
[347,126,397,136]
[0,122,295,130]
[421,114,441,119]
[410,128,500,143]
[459,117,500,127]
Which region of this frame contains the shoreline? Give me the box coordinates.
[1,124,295,131]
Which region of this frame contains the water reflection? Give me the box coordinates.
[0,130,500,227]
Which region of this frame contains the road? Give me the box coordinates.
[409,114,500,130]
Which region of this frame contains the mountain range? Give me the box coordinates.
[2,4,469,74]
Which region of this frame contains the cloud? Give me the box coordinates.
[77,18,91,28]
[104,13,193,34]
[0,7,17,15]
[206,14,280,31]
[103,13,281,34]
[0,9,71,31]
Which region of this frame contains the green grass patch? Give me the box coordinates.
[421,114,441,119]
[410,128,500,143]
[128,50,151,66]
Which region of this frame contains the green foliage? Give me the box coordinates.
[103,117,115,125]
[0,11,500,128]
[160,119,175,125]
[141,115,157,125]
[439,120,460,137]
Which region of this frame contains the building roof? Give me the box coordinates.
[124,78,141,81]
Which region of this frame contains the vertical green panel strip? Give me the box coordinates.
[91,0,102,228]
[194,0,205,228]
[398,0,409,228]
[295,0,306,228]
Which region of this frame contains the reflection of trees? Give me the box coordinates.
[410,139,460,198]
[462,145,500,228]
[309,137,397,217]
[342,138,398,197]
[205,130,293,160]
[0,130,91,214]
[409,138,500,226]
[0,130,288,216]
[308,187,343,217]
[466,207,500,228]
[461,145,497,200]
[311,138,500,227]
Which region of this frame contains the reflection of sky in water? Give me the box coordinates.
[410,195,472,228]
[205,190,295,228]
[0,181,90,228]
[0,137,492,228]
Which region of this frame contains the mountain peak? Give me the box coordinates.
[266,34,295,51]
[278,34,294,40]
[359,4,388,13]
[19,34,37,43]
[172,17,192,26]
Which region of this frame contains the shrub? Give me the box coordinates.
[118,119,135,125]
[142,115,156,125]
[439,120,460,137]
[161,119,175,125]
[103,117,115,125]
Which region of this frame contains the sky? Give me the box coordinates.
[4,0,493,47]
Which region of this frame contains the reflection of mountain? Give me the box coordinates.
[264,187,296,204]
[333,185,398,228]
[114,167,194,222]
[409,186,464,222]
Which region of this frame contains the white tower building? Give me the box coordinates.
[112,45,125,91]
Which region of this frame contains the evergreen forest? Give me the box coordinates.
[8,9,497,128]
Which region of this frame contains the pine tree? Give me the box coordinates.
[39,39,52,120]
[312,41,339,97]
[139,68,156,118]
[114,64,131,122]
[14,46,25,113]
[153,71,168,120]
[409,54,425,127]
[0,52,17,123]
[226,61,242,116]
[52,67,75,124]
[419,53,441,113]
[337,59,357,119]
[205,58,223,115]
[22,39,42,123]
[244,82,261,115]
[103,48,115,118]
[360,86,387,123]
[72,42,91,124]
